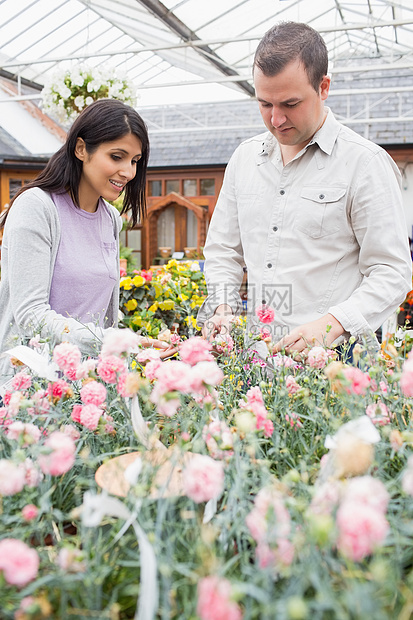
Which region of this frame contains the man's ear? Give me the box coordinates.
[74,137,87,161]
[320,75,331,101]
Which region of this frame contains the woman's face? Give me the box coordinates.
[75,133,142,212]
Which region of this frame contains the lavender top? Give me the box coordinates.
[49,192,118,327]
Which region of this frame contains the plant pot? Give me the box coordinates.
[184,247,197,258]
[159,247,172,258]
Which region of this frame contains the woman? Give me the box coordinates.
[0,98,170,388]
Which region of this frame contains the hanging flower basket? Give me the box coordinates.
[41,64,137,126]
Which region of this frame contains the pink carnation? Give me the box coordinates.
[38,431,76,476]
[22,458,43,488]
[61,424,81,441]
[79,404,103,431]
[80,380,107,406]
[183,454,225,503]
[190,361,224,392]
[342,366,370,395]
[307,346,329,369]
[336,500,389,561]
[365,401,392,426]
[256,538,294,571]
[197,575,243,620]
[255,304,275,324]
[52,342,81,373]
[101,328,141,357]
[0,539,39,587]
[57,547,86,573]
[71,404,83,423]
[6,421,41,446]
[246,487,291,543]
[401,357,413,397]
[22,504,39,522]
[145,359,163,381]
[0,459,26,495]
[11,371,32,392]
[202,419,234,460]
[179,337,214,366]
[285,375,300,394]
[245,386,264,406]
[154,360,194,394]
[343,476,389,513]
[75,358,98,380]
[48,379,72,401]
[402,456,413,495]
[97,355,126,384]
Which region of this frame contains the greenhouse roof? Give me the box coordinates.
[0,0,413,108]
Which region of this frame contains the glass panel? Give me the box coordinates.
[127,229,141,252]
[9,178,23,199]
[183,179,197,196]
[119,230,127,247]
[186,209,197,247]
[157,206,175,252]
[200,178,215,196]
[166,179,180,194]
[148,180,162,196]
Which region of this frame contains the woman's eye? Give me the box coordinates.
[111,154,121,161]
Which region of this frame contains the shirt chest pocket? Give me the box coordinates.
[295,185,347,239]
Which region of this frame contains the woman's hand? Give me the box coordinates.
[136,336,178,360]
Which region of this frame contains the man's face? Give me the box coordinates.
[254,59,330,152]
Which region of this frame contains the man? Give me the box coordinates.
[197,21,412,357]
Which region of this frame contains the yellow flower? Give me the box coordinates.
[153,283,163,299]
[184,315,200,329]
[125,299,138,311]
[132,275,145,287]
[159,300,175,311]
[166,259,178,269]
[132,315,142,327]
[149,302,158,312]
[120,276,133,290]
[179,294,189,302]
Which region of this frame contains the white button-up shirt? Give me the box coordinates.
[198,108,412,342]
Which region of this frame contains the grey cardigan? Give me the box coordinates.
[0,187,122,385]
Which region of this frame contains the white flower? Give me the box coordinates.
[74,95,85,110]
[85,96,94,106]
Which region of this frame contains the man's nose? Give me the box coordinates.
[271,108,286,128]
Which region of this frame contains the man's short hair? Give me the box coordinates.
[253,21,328,92]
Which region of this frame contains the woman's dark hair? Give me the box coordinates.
[253,21,328,93]
[1,98,149,228]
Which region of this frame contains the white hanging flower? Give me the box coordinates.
[41,63,137,127]
[74,95,85,110]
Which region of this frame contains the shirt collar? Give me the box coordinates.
[306,107,340,155]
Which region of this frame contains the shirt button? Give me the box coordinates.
[267,263,272,268]
[280,189,285,195]
[319,193,325,200]
[273,226,278,232]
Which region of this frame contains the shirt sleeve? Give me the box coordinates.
[4,191,107,355]
[329,149,412,337]
[197,150,245,326]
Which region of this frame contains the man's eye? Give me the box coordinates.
[285,102,299,108]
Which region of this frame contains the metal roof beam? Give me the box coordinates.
[135,0,255,96]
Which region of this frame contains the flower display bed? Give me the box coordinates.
[2,290,413,618]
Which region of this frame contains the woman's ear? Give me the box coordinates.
[74,137,86,161]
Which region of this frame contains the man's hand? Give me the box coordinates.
[273,313,344,357]
[202,304,234,342]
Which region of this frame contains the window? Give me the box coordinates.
[200,178,215,196]
[120,229,142,269]
[166,179,180,194]
[183,179,197,196]
[157,206,176,252]
[9,178,32,199]
[148,180,162,196]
